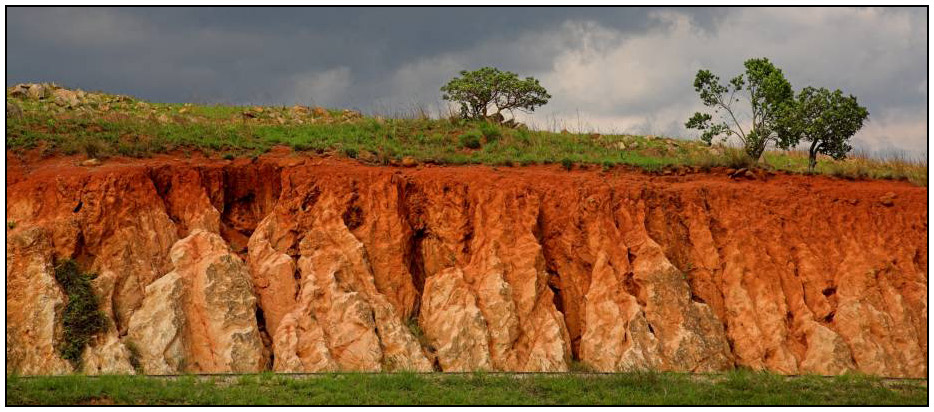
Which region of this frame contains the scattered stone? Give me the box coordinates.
[879,192,897,207]
[357,150,377,163]
[290,105,310,116]
[312,106,329,117]
[727,167,756,180]
[81,158,101,167]
[614,141,628,150]
[340,109,362,121]
[401,156,419,168]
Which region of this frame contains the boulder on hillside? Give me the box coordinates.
[290,105,310,116]
[53,89,80,107]
[486,112,505,124]
[8,83,53,100]
[8,84,29,98]
[27,84,52,100]
[7,102,23,118]
[312,106,329,117]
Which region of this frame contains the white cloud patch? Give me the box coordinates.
[289,67,352,106]
[852,107,927,156]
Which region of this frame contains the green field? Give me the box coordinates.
[5,371,927,406]
[6,84,926,186]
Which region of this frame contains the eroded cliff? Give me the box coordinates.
[6,151,927,377]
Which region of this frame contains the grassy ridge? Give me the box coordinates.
[6,85,927,185]
[5,371,926,405]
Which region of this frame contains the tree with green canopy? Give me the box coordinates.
[441,67,550,121]
[685,58,796,160]
[778,86,869,171]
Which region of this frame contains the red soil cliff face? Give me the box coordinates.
[5,151,927,377]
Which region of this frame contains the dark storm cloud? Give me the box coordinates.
[7,7,662,102]
[5,6,927,154]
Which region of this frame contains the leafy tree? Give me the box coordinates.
[441,67,550,121]
[685,58,796,160]
[778,86,869,171]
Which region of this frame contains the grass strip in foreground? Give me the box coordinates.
[5,371,927,405]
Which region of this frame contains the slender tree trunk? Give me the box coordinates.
[746,140,766,162]
[808,140,821,172]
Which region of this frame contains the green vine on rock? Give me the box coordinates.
[53,259,108,366]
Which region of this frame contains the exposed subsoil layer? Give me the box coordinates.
[6,148,927,377]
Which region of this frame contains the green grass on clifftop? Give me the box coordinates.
[5,371,926,406]
[6,83,926,186]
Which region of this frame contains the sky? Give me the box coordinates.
[6,6,928,155]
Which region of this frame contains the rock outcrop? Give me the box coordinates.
[6,227,73,375]
[127,230,266,374]
[5,153,927,377]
